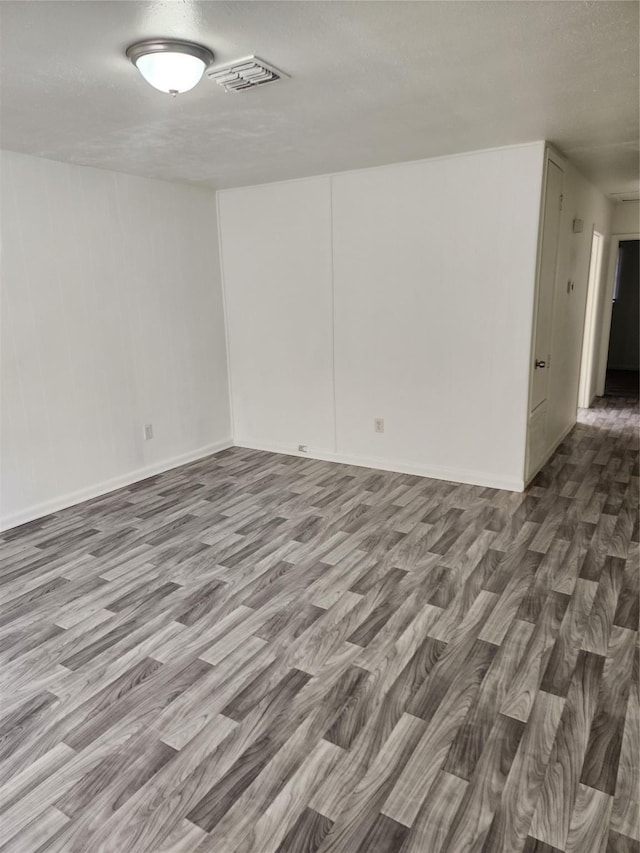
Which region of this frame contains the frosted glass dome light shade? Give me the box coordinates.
[136,52,205,93]
[126,39,214,94]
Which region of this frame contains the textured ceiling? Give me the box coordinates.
[1,1,638,194]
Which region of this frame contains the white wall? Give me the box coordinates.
[1,150,231,530]
[612,200,640,235]
[545,161,613,439]
[219,143,545,491]
[218,178,335,455]
[331,146,544,489]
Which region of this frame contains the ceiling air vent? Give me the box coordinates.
[207,56,289,92]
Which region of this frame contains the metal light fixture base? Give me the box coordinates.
[125,39,214,68]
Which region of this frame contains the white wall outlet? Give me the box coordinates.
[374,418,384,433]
[298,444,308,453]
[144,424,154,441]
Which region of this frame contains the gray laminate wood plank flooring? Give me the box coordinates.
[0,396,638,853]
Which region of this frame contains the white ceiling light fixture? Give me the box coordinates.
[126,39,214,96]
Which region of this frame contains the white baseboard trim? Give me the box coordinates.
[524,419,575,488]
[0,438,233,532]
[2,432,529,533]
[234,438,525,493]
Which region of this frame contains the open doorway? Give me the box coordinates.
[579,233,640,408]
[603,239,639,397]
[578,230,605,408]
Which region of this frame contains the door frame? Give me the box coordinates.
[577,228,604,408]
[594,231,640,397]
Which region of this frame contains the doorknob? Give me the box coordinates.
[535,359,546,369]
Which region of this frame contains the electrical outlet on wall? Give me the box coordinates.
[144,424,154,441]
[298,444,308,453]
[374,418,385,433]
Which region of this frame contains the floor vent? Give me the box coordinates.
[207,56,288,92]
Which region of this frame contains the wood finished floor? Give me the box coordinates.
[0,397,638,853]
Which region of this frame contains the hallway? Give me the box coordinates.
[605,369,640,399]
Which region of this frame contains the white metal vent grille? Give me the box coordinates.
[611,190,640,203]
[207,56,288,92]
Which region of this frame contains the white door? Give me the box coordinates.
[530,159,563,414]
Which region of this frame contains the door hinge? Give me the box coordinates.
[559,193,564,211]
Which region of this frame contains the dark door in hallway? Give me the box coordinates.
[605,239,639,398]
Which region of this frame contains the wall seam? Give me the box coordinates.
[329,176,338,454]
[216,191,236,443]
